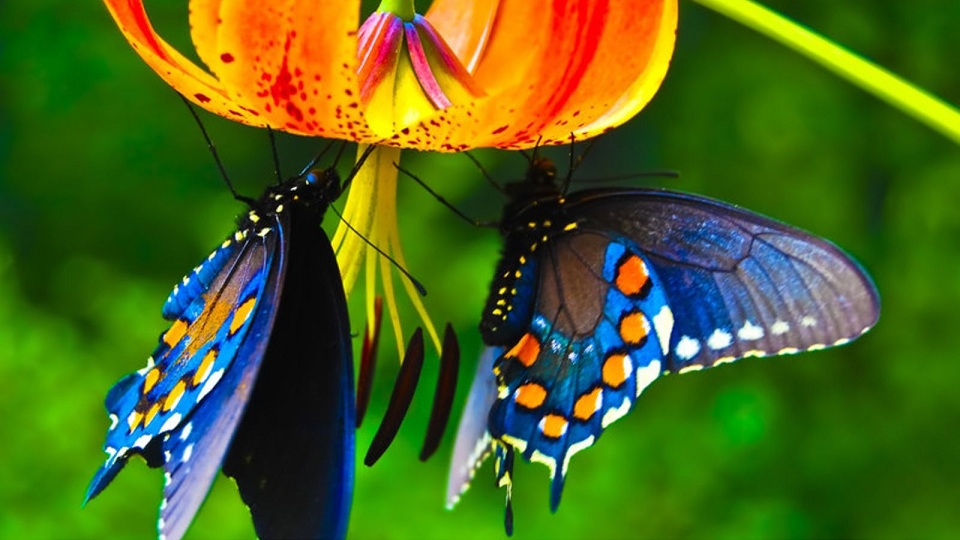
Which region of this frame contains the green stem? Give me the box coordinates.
[377,0,416,21]
[689,0,960,144]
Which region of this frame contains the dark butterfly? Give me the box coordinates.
[85,154,361,540]
[448,158,880,533]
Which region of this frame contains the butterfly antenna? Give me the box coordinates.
[561,133,598,194]
[296,140,339,178]
[267,127,283,185]
[340,143,378,191]
[463,152,507,194]
[178,94,255,206]
[517,135,545,167]
[325,203,428,297]
[395,163,498,228]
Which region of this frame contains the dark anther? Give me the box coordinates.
[356,297,383,428]
[364,328,425,466]
[419,323,460,461]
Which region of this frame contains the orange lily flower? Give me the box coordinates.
[102,0,678,353]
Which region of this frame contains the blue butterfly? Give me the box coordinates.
[447,158,880,533]
[85,158,358,540]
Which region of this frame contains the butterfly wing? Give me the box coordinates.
[86,227,282,507]
[488,232,671,510]
[487,187,880,510]
[568,188,880,372]
[154,219,288,540]
[221,213,356,539]
[446,346,502,509]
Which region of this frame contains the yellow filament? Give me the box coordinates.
[333,144,442,361]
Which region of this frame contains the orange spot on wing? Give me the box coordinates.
[506,333,541,367]
[619,311,650,346]
[515,383,547,409]
[573,387,603,421]
[602,353,631,388]
[539,414,568,439]
[192,350,218,387]
[229,297,257,335]
[127,411,144,432]
[143,368,160,394]
[163,319,188,348]
[615,254,650,296]
[143,402,161,427]
[163,380,187,412]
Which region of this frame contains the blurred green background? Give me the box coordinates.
[2,1,959,538]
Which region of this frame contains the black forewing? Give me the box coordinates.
[221,208,355,540]
[565,188,880,372]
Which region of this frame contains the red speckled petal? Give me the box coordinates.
[103,0,265,126]
[209,0,375,139]
[416,0,677,150]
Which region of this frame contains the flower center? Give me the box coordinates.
[357,0,484,135]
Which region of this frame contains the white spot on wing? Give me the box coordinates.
[678,364,704,374]
[738,320,764,341]
[562,436,596,477]
[601,396,632,428]
[197,368,224,401]
[801,316,817,327]
[530,450,558,479]
[771,320,790,335]
[160,412,182,433]
[180,422,193,441]
[134,434,151,449]
[182,444,194,463]
[652,306,674,356]
[635,359,661,397]
[707,329,733,350]
[675,336,701,360]
[109,414,119,430]
[500,435,528,453]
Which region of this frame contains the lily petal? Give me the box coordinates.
[418,0,678,149]
[207,0,371,137]
[103,0,262,125]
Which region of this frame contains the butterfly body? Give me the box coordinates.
[461,159,879,523]
[87,167,355,540]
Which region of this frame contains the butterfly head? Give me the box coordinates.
[505,157,562,203]
[302,167,343,203]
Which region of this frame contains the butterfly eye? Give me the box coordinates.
[304,170,321,185]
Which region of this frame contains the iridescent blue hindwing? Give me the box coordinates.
[481,186,879,515]
[489,235,670,510]
[85,223,282,505]
[87,166,357,540]
[156,219,287,540]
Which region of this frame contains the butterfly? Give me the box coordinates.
[84,152,363,540]
[447,157,880,533]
